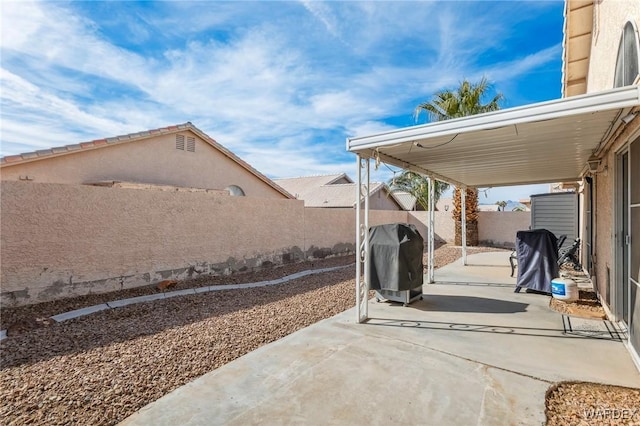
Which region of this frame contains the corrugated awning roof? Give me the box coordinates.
[347,86,640,188]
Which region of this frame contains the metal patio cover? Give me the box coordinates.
[347,86,640,188]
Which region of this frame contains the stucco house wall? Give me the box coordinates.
[367,189,404,211]
[590,119,640,304]
[1,127,288,199]
[583,1,640,306]
[586,1,640,92]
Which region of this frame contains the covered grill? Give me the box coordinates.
[369,223,424,306]
[514,229,560,294]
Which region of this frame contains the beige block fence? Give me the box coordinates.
[1,181,530,306]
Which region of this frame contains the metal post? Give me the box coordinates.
[461,187,467,265]
[355,156,362,322]
[355,155,370,323]
[363,158,370,321]
[428,177,435,283]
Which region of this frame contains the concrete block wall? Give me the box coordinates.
[1,181,529,306]
[1,181,304,307]
[407,211,455,243]
[478,211,531,248]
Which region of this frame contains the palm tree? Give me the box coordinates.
[388,170,450,210]
[496,200,507,211]
[415,77,503,246]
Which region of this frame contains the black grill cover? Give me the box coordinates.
[369,223,424,291]
[515,229,559,293]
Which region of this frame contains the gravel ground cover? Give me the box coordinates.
[3,243,633,425]
[1,266,357,425]
[546,382,640,425]
[544,270,638,424]
[0,256,355,331]
[549,289,607,320]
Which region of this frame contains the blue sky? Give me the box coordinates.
[1,0,565,203]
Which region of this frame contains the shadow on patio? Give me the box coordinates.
[121,251,640,426]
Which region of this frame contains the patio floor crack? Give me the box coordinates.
[368,332,554,384]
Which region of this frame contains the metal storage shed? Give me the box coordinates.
[530,192,579,251]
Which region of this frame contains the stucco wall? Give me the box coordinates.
[368,190,402,210]
[585,1,640,309]
[478,211,531,248]
[1,181,526,306]
[407,211,455,243]
[591,121,640,306]
[0,131,285,198]
[301,208,410,255]
[587,1,640,92]
[0,181,300,306]
[303,208,358,257]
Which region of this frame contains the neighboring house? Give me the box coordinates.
[392,191,421,211]
[393,191,451,211]
[274,173,404,210]
[0,122,292,199]
[478,205,500,212]
[563,1,640,360]
[518,198,532,210]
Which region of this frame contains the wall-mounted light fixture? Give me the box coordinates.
[621,112,637,125]
[587,156,608,175]
[587,158,601,173]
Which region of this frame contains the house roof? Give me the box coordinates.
[274,174,403,209]
[0,122,294,199]
[273,173,353,199]
[391,191,417,211]
[562,0,594,97]
[299,182,398,208]
[347,86,640,189]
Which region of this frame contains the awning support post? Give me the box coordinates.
[355,155,370,323]
[428,177,435,283]
[461,188,467,265]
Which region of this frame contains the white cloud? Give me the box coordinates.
[0,0,564,184]
[486,44,563,82]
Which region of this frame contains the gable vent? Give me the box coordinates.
[187,136,196,152]
[176,134,185,150]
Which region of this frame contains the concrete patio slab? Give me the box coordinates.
[121,252,640,426]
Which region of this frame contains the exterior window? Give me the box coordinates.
[614,21,640,88]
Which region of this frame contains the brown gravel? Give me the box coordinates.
[549,289,607,320]
[0,255,355,331]
[546,382,640,425]
[1,266,358,425]
[2,244,635,425]
[545,271,638,424]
